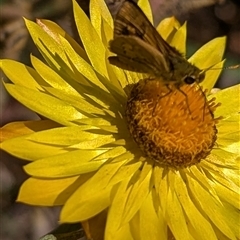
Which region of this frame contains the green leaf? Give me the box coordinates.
[39,223,85,240]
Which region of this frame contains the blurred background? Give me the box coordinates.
[0,0,239,239]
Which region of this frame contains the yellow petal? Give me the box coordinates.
[157,17,180,41]
[37,19,89,61]
[24,149,108,177]
[189,37,226,68]
[217,201,240,238]
[25,125,111,146]
[90,0,113,39]
[189,37,226,91]
[175,172,217,239]
[170,22,186,54]
[101,17,113,48]
[92,71,127,105]
[73,1,107,77]
[108,63,129,92]
[1,59,44,90]
[209,172,239,208]
[58,35,110,92]
[218,115,240,137]
[24,19,69,71]
[60,161,128,222]
[109,160,142,184]
[138,0,153,23]
[17,176,80,205]
[0,120,60,142]
[203,60,225,92]
[30,55,79,97]
[131,193,167,240]
[190,166,219,201]
[166,171,191,240]
[122,163,152,224]
[207,148,237,168]
[214,84,240,118]
[62,186,110,222]
[187,174,236,239]
[217,130,240,154]
[154,166,167,212]
[1,135,69,160]
[76,116,115,125]
[4,83,83,125]
[218,115,240,154]
[43,87,113,117]
[106,221,134,240]
[105,178,132,240]
[113,224,134,240]
[60,158,138,221]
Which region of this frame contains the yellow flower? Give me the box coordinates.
[0,0,239,239]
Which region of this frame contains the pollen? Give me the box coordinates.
[126,78,220,168]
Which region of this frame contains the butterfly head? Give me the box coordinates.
[183,71,205,85]
[172,58,206,86]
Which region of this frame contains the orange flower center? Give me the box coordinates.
[126,78,220,168]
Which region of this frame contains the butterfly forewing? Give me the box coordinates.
[109,36,168,75]
[109,0,185,77]
[115,1,171,54]
[108,0,203,86]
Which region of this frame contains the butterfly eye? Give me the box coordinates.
[184,76,196,84]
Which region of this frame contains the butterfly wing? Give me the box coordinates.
[111,0,181,63]
[109,36,169,76]
[109,0,204,87]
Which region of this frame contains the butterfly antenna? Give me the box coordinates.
[202,64,240,72]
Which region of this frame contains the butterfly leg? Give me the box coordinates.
[152,84,172,116]
[175,86,193,118]
[195,83,212,121]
